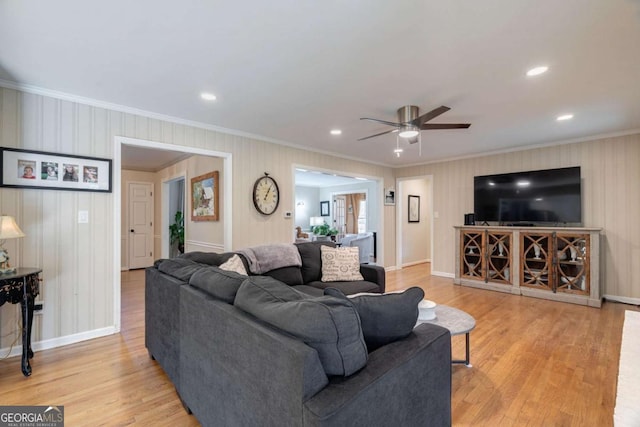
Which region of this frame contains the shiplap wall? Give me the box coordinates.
[0,87,395,350]
[396,133,640,298]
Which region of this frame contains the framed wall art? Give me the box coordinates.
[320,200,330,216]
[191,171,219,221]
[408,195,420,223]
[0,147,112,192]
[384,187,395,206]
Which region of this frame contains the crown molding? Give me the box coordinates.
[0,79,394,168]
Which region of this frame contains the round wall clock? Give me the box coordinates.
[252,173,280,215]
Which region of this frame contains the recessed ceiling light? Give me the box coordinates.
[517,180,530,187]
[355,177,368,181]
[330,129,342,135]
[200,92,217,101]
[557,114,574,121]
[526,66,548,77]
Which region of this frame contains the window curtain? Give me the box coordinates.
[346,193,365,234]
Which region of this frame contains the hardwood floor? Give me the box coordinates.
[0,264,635,426]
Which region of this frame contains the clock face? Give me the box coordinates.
[253,175,280,215]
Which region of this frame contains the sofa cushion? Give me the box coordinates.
[156,258,206,282]
[219,254,248,276]
[296,241,336,284]
[325,287,424,351]
[189,266,247,304]
[320,246,364,282]
[261,266,304,286]
[306,280,380,295]
[292,285,325,297]
[179,251,236,266]
[234,275,368,376]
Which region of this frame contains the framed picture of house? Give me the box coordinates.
[320,200,330,216]
[191,171,219,221]
[408,195,420,222]
[0,147,112,192]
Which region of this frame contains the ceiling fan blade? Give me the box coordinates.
[421,123,471,130]
[357,129,398,141]
[412,106,451,127]
[360,117,402,127]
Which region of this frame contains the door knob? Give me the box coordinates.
[130,229,135,233]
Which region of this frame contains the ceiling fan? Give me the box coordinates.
[358,105,471,142]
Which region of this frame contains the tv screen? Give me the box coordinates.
[474,167,581,225]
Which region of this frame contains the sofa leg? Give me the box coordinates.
[177,389,192,414]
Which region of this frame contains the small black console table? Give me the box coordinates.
[0,267,42,376]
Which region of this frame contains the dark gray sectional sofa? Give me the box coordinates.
[145,241,452,426]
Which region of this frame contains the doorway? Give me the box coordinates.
[332,192,366,235]
[113,136,233,333]
[397,175,433,269]
[293,165,383,264]
[164,176,185,258]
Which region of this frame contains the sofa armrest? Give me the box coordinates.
[303,323,451,426]
[359,264,385,293]
[145,267,186,385]
[179,285,329,426]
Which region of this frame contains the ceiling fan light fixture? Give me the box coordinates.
[398,125,419,138]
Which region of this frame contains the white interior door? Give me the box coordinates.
[128,182,154,269]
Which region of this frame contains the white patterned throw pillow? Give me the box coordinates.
[320,245,364,282]
[219,254,248,276]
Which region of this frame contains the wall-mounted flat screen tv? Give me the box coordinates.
[474,166,581,225]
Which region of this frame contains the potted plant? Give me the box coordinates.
[312,222,330,236]
[169,211,185,254]
[328,227,339,241]
[313,222,339,241]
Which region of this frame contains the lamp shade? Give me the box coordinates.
[0,216,26,240]
[310,216,324,227]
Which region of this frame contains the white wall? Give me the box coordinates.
[294,186,320,231]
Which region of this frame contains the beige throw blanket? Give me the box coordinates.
[238,244,302,274]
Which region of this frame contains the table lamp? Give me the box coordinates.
[310,216,324,231]
[0,215,26,274]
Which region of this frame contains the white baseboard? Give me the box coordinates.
[385,266,398,272]
[431,271,454,279]
[401,259,430,268]
[603,294,640,306]
[0,326,118,359]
